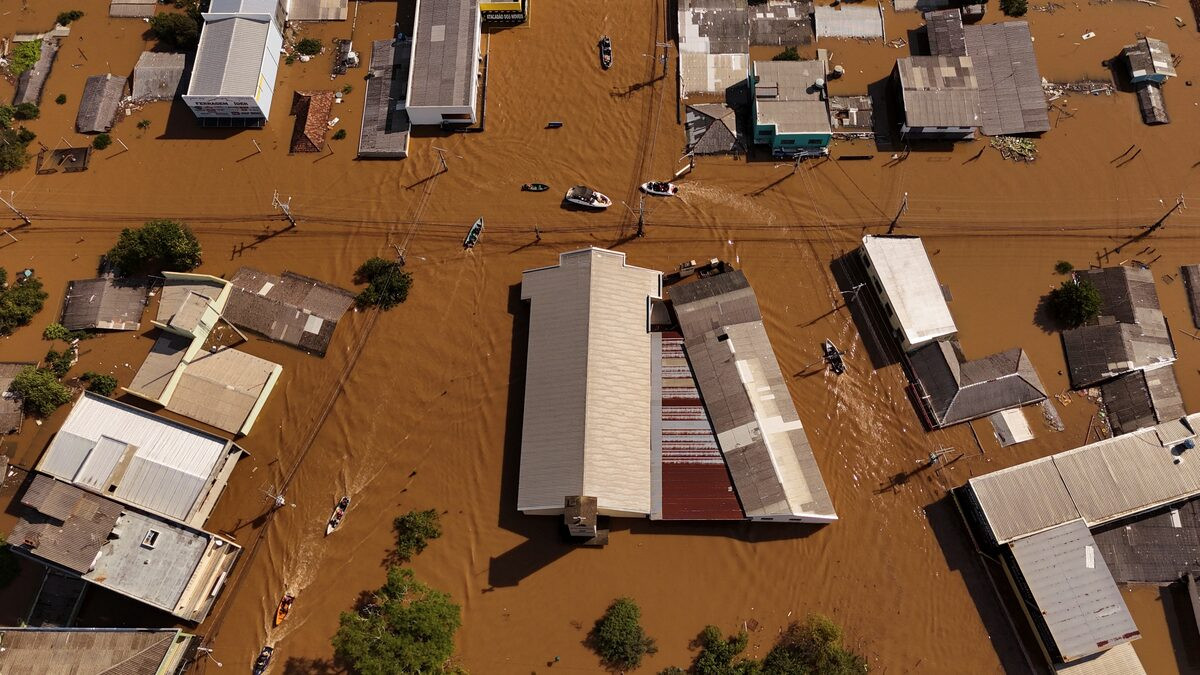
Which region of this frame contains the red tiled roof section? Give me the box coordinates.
[290,91,336,153]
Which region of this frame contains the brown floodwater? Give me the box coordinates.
[2,0,1200,672]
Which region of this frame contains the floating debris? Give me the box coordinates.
[990,136,1038,162]
[1043,79,1115,101]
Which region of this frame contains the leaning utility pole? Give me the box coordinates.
[0,191,31,227]
[272,190,297,227]
[887,192,908,234]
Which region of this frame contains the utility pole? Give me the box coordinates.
[534,224,542,243]
[432,146,449,173]
[1148,193,1185,233]
[636,193,646,238]
[887,192,908,234]
[272,190,297,228]
[0,191,31,227]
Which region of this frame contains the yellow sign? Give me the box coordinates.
[255,74,266,102]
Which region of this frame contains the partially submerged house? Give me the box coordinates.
[1123,37,1176,125]
[60,277,150,331]
[76,74,126,134]
[12,30,65,106]
[36,391,244,527]
[0,627,194,673]
[957,412,1200,669]
[358,38,412,159]
[894,56,980,140]
[223,266,356,355]
[908,341,1047,429]
[131,52,186,102]
[1,362,33,435]
[685,104,739,155]
[814,4,884,40]
[677,0,750,97]
[750,59,832,156]
[290,91,335,153]
[8,473,241,623]
[859,235,957,351]
[405,0,481,127]
[183,0,284,124]
[126,272,282,435]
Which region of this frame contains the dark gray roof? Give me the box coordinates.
[12,37,60,106]
[409,0,479,109]
[1184,264,1200,329]
[896,56,981,128]
[358,39,412,158]
[925,9,965,57]
[132,52,186,101]
[1092,497,1200,584]
[61,277,150,331]
[1101,367,1184,435]
[1135,81,1169,125]
[223,267,355,356]
[829,95,874,134]
[1123,36,1176,79]
[1063,266,1174,388]
[1008,519,1139,662]
[679,0,750,54]
[962,22,1050,135]
[76,74,126,133]
[9,474,123,574]
[749,0,813,46]
[686,104,738,155]
[0,628,185,675]
[909,340,1046,427]
[0,362,33,434]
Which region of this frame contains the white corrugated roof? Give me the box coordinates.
[188,15,271,96]
[969,412,1200,543]
[38,393,232,523]
[861,235,957,347]
[518,248,663,516]
[1054,643,1146,675]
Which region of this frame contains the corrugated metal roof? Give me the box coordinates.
[815,5,884,39]
[1009,520,1139,662]
[753,60,831,136]
[518,249,663,516]
[896,56,981,129]
[1135,81,1169,125]
[128,333,189,400]
[671,271,836,520]
[1124,37,1176,80]
[286,0,347,20]
[224,267,355,355]
[61,277,150,331]
[0,628,185,675]
[0,362,33,434]
[358,39,412,158]
[860,235,957,348]
[962,22,1050,136]
[165,347,279,434]
[13,36,59,106]
[76,74,126,133]
[157,276,228,324]
[10,474,123,574]
[408,0,479,109]
[677,0,750,95]
[132,51,186,101]
[37,393,234,524]
[188,16,271,96]
[1053,643,1146,675]
[1183,264,1200,329]
[925,9,966,57]
[910,341,1047,427]
[968,413,1200,543]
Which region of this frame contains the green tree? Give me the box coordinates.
[1054,260,1074,275]
[105,219,203,275]
[295,38,323,56]
[354,257,412,309]
[773,46,801,62]
[11,366,72,416]
[1000,0,1027,16]
[0,271,48,335]
[692,626,755,675]
[1046,278,1102,328]
[56,10,84,25]
[332,128,347,140]
[8,40,41,76]
[137,119,151,130]
[760,615,867,675]
[43,322,86,342]
[0,535,20,590]
[44,348,76,378]
[0,127,33,173]
[55,94,67,105]
[149,12,200,49]
[14,103,39,120]
[81,372,118,396]
[332,567,461,675]
[0,104,14,128]
[92,133,112,150]
[393,509,441,562]
[589,598,657,671]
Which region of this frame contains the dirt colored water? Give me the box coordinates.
[2,0,1200,672]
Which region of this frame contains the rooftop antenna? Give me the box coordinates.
[271,190,296,228]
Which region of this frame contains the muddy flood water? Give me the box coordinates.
[2,0,1200,672]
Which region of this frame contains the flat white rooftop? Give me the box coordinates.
[861,235,957,348]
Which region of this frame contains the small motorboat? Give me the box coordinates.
[564,185,612,209]
[823,339,846,375]
[521,183,550,192]
[463,217,484,249]
[274,593,294,627]
[545,121,563,129]
[252,646,273,675]
[326,496,350,536]
[599,36,613,70]
[640,181,678,197]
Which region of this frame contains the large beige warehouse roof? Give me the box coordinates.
[518,248,663,516]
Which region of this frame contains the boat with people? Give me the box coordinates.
[252,647,273,675]
[326,496,350,536]
[599,36,613,69]
[640,181,678,197]
[564,185,612,209]
[823,339,845,375]
[463,217,484,249]
[274,593,294,627]
[521,183,549,192]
